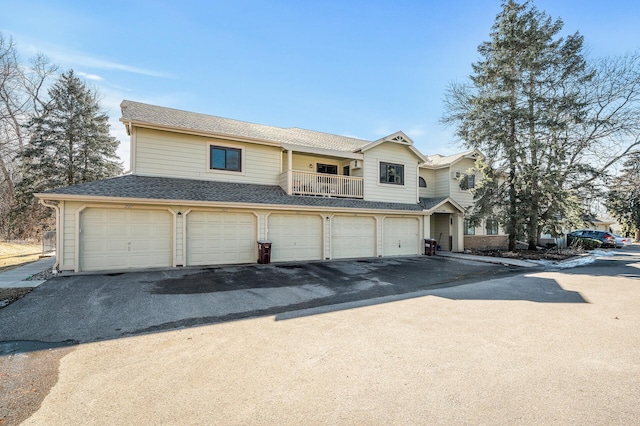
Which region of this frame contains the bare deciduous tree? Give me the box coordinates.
[0,33,57,238]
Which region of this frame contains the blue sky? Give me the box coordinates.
[2,0,639,169]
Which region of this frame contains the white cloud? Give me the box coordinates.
[11,32,170,78]
[77,71,104,81]
[405,127,426,138]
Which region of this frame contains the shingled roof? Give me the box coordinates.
[120,100,371,153]
[38,175,425,212]
[423,149,482,168]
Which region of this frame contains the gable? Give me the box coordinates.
[359,131,427,162]
[419,197,464,214]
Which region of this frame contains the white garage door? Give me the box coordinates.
[186,211,256,266]
[383,217,420,256]
[268,214,323,262]
[331,216,376,259]
[80,208,172,272]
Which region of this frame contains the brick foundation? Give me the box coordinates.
[463,235,509,251]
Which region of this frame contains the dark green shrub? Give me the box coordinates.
[570,238,602,250]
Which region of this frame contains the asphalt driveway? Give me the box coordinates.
[0,255,534,347]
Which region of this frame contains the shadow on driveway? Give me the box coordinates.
[0,255,586,354]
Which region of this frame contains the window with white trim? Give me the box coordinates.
[486,219,499,235]
[210,145,241,172]
[464,219,475,235]
[380,162,404,185]
[460,174,475,190]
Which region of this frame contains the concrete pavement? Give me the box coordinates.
[436,250,542,267]
[0,255,523,346]
[0,250,552,290]
[0,256,55,288]
[18,247,640,425]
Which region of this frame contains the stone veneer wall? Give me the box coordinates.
[464,235,509,251]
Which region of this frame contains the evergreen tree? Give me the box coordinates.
[608,151,640,241]
[14,70,122,233]
[442,0,628,250]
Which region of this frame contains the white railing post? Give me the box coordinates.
[287,150,293,194]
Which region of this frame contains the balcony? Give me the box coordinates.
[280,170,364,199]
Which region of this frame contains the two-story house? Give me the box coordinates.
[36,100,478,273]
[420,151,508,251]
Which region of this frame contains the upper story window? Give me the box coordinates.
[419,177,427,188]
[210,145,241,172]
[460,173,475,190]
[380,162,404,185]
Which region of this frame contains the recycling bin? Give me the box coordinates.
[424,238,437,256]
[257,240,272,264]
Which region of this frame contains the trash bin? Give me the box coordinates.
[424,238,437,256]
[257,240,272,264]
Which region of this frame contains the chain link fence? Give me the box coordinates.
[42,230,56,254]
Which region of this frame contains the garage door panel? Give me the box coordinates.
[186,212,256,266]
[383,217,420,256]
[268,214,322,262]
[107,224,128,237]
[80,208,173,272]
[105,239,128,251]
[332,216,376,259]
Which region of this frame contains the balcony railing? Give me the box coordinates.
[281,170,364,199]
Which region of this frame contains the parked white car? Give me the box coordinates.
[613,234,633,248]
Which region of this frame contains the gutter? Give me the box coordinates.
[33,193,427,216]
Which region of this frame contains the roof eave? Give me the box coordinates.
[34,193,426,215]
[120,119,283,148]
[423,197,465,214]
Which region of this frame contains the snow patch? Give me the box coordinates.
[552,250,614,269]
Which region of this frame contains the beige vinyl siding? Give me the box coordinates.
[433,169,450,198]
[62,201,83,270]
[362,143,419,204]
[418,168,436,198]
[449,158,477,210]
[134,128,281,184]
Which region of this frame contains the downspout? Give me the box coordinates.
[126,122,136,175]
[39,199,60,271]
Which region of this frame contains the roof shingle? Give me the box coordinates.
[120,100,370,152]
[39,175,425,212]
